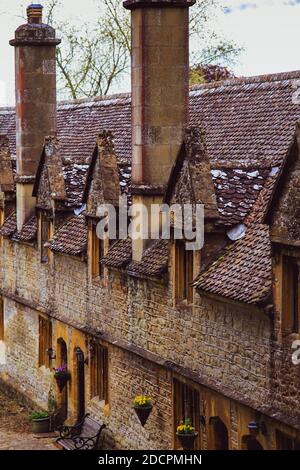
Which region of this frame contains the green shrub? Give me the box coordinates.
[29,411,49,420]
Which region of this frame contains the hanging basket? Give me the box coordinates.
[133,405,153,427]
[54,368,71,392]
[176,431,198,450]
[55,375,68,392]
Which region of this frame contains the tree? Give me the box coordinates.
[22,0,242,99]
[190,64,235,86]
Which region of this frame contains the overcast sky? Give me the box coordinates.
[0,0,300,105]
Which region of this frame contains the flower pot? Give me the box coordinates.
[176,431,198,450]
[133,405,153,427]
[55,375,68,392]
[31,417,50,434]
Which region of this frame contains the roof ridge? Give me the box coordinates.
[190,70,300,93]
[2,69,300,112]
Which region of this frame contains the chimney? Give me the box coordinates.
[123,0,195,260]
[10,4,60,230]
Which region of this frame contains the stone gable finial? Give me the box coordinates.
[0,135,14,193]
[97,131,115,153]
[184,126,207,163]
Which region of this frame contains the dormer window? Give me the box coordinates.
[91,223,104,278]
[282,256,299,334]
[40,212,50,263]
[174,241,194,304]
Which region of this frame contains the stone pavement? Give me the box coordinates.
[0,388,58,450]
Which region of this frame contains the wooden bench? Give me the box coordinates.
[56,413,106,450]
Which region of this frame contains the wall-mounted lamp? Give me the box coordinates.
[83,338,96,366]
[46,347,56,360]
[248,420,267,437]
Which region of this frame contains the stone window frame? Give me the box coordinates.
[173,377,201,450]
[276,429,300,450]
[90,222,104,280]
[174,241,194,305]
[90,341,109,404]
[38,315,52,368]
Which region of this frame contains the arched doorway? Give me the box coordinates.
[75,347,85,423]
[242,435,264,450]
[210,417,229,450]
[56,338,68,424]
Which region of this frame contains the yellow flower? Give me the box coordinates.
[133,394,152,408]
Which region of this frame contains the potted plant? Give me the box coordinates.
[176,418,198,450]
[133,395,153,427]
[54,365,71,392]
[30,411,50,434]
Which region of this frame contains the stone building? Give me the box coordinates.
[0,1,300,450]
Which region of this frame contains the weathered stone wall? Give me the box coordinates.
[0,238,50,308]
[53,254,88,326]
[1,298,52,408]
[87,347,173,450]
[0,232,299,448]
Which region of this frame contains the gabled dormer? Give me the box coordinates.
[33,136,66,263]
[164,127,218,306]
[164,127,218,219]
[33,136,66,210]
[83,131,120,281]
[266,122,300,338]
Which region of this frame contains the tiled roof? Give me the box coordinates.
[1,71,300,215]
[1,71,300,292]
[49,214,87,256]
[0,212,37,242]
[127,239,169,278]
[103,238,169,278]
[190,71,300,168]
[194,224,272,305]
[13,215,37,242]
[62,160,90,207]
[103,238,132,269]
[212,167,277,227]
[0,211,17,237]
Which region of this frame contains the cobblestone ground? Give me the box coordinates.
[0,389,57,450]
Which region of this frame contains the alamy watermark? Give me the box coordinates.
[96,196,204,250]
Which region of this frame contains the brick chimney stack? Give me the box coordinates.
[10,4,60,230]
[124,0,195,260]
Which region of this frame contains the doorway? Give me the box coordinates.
[56,338,68,424]
[210,417,229,450]
[242,435,264,450]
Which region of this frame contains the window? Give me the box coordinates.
[276,430,300,450]
[173,378,200,449]
[90,342,108,403]
[282,256,299,334]
[40,212,50,263]
[38,316,52,368]
[0,296,4,341]
[175,242,194,304]
[91,225,104,278]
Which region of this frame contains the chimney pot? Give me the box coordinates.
[27,3,43,24]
